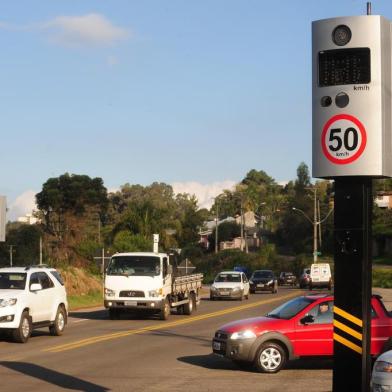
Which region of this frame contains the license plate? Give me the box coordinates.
[257,284,264,287]
[213,341,221,351]
[220,292,229,296]
[124,301,138,306]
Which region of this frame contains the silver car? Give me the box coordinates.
[210,271,250,300]
[372,349,392,391]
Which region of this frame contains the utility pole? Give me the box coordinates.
[215,201,219,254]
[39,236,43,265]
[9,245,14,267]
[240,199,244,251]
[318,199,322,247]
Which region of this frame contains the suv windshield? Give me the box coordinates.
[266,297,315,320]
[252,271,273,279]
[215,274,241,283]
[107,256,161,277]
[0,273,27,290]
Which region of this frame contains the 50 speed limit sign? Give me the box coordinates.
[321,114,367,165]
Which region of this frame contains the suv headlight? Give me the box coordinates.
[375,361,392,373]
[249,280,254,284]
[232,286,241,292]
[211,286,218,291]
[230,330,256,340]
[0,298,17,307]
[104,288,115,297]
[148,289,162,298]
[267,280,273,285]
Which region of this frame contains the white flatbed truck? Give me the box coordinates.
[104,252,203,320]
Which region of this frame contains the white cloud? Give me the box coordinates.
[0,14,130,48]
[8,190,37,221]
[42,14,130,47]
[171,180,236,209]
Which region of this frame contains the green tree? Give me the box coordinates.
[35,173,108,265]
[0,224,43,266]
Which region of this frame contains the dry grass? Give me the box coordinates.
[59,267,102,296]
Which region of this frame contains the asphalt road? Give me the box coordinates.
[0,287,333,392]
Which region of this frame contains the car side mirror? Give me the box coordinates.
[300,314,315,325]
[30,283,43,292]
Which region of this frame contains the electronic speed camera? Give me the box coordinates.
[312,15,392,178]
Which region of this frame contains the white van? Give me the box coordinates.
[309,263,332,290]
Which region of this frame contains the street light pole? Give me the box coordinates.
[292,202,334,263]
[9,245,14,267]
[215,202,219,254]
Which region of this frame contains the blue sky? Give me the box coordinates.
[1,0,391,218]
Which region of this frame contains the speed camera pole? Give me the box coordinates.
[312,8,392,392]
[333,177,372,391]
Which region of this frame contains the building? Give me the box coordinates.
[375,191,392,209]
[17,214,38,225]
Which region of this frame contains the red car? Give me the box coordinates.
[212,294,392,373]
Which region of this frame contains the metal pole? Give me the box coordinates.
[318,199,322,247]
[98,217,101,244]
[39,236,43,265]
[9,245,13,267]
[367,2,372,15]
[240,199,244,251]
[101,247,105,274]
[215,201,219,254]
[333,177,372,392]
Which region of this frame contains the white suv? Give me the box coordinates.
[0,266,68,343]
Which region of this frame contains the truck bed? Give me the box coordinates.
[172,273,203,295]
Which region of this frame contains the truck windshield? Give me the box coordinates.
[266,297,315,320]
[0,273,27,290]
[107,256,161,277]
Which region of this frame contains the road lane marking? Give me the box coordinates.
[44,291,301,353]
[70,319,90,324]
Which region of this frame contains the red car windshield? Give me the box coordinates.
[266,296,315,319]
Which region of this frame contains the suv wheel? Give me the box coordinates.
[13,311,32,343]
[50,306,66,336]
[255,342,286,373]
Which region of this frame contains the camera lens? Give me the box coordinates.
[321,96,332,107]
[335,92,349,108]
[332,25,352,46]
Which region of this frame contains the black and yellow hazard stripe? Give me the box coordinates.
[333,305,363,354]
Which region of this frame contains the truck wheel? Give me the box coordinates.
[49,306,66,336]
[255,342,286,373]
[13,311,32,343]
[160,298,170,320]
[183,293,195,315]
